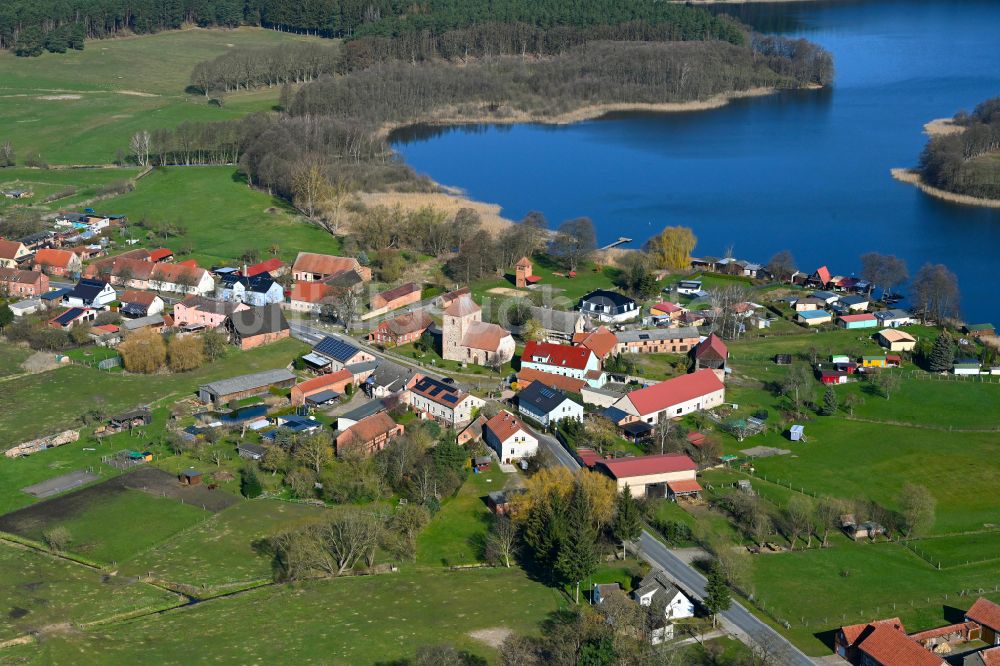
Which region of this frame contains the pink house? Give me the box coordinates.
[173,295,248,329]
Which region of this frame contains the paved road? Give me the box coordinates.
[535,436,815,666]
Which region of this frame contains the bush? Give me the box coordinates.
[23,152,48,169]
[119,328,167,373]
[43,526,71,552]
[240,466,263,499]
[167,335,204,372]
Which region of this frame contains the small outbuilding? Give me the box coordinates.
[179,468,203,486]
[788,424,805,441]
[877,328,917,352]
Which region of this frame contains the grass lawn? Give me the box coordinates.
[0,167,142,214]
[0,28,329,164]
[417,470,505,567]
[751,541,1000,655]
[833,376,1000,430]
[908,531,1000,569]
[0,337,308,449]
[588,557,647,594]
[119,500,331,588]
[100,166,342,266]
[472,254,623,307]
[0,343,31,377]
[0,542,180,642]
[0,444,119,516]
[393,340,514,379]
[13,567,564,665]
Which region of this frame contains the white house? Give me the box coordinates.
[953,360,981,376]
[64,278,116,309]
[405,374,484,428]
[610,369,725,425]
[149,264,215,296]
[218,274,285,307]
[632,570,695,620]
[579,289,639,323]
[520,340,606,388]
[484,411,538,464]
[676,280,702,296]
[517,382,583,427]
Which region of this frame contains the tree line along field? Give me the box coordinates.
[0,28,328,165]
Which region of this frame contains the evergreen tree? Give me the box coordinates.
[0,304,13,331]
[555,480,600,603]
[821,387,838,416]
[927,331,955,372]
[523,490,568,577]
[433,436,466,476]
[240,465,263,499]
[611,484,641,558]
[703,561,732,627]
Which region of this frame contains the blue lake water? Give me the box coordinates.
[391,0,1000,322]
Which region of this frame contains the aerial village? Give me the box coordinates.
[0,205,998,666]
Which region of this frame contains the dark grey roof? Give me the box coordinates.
[68,278,111,304]
[616,326,699,344]
[840,294,868,305]
[635,570,681,600]
[313,336,361,363]
[305,389,340,405]
[238,443,267,457]
[228,303,289,336]
[338,398,389,424]
[364,360,413,392]
[579,289,636,312]
[345,360,379,375]
[221,274,277,294]
[181,295,243,316]
[121,314,165,331]
[199,368,295,397]
[324,269,363,289]
[518,381,574,414]
[529,306,582,335]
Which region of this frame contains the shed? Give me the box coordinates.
[237,443,267,461]
[179,468,203,485]
[773,354,793,365]
[473,455,491,471]
[788,425,805,441]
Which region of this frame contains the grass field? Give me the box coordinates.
[751,541,1000,654]
[833,376,1000,430]
[100,166,342,266]
[0,337,307,449]
[12,568,564,665]
[908,531,1000,569]
[0,542,179,642]
[120,500,331,588]
[417,470,504,567]
[0,28,327,165]
[0,343,31,377]
[0,167,142,213]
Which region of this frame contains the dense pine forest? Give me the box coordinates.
[919,97,1000,200]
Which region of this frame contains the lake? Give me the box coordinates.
[391,0,1000,322]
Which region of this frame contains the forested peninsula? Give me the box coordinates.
[901,98,1000,205]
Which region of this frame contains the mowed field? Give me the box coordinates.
[0,167,141,213]
[99,166,343,266]
[0,27,327,164]
[0,337,308,451]
[0,543,179,642]
[9,568,564,665]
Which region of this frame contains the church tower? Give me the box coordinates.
[442,295,481,361]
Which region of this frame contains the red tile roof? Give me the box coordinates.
[295,369,353,395]
[814,265,831,284]
[121,290,159,306]
[244,258,285,277]
[463,321,510,352]
[485,410,530,443]
[686,432,707,447]
[516,367,587,393]
[444,294,480,317]
[290,281,333,304]
[152,262,207,284]
[0,240,25,260]
[693,333,728,360]
[840,313,877,323]
[34,248,76,269]
[651,301,682,314]
[293,252,360,277]
[343,412,400,444]
[597,453,697,479]
[376,282,420,303]
[857,624,943,666]
[177,259,199,269]
[841,618,904,647]
[515,257,532,268]
[523,340,594,371]
[980,646,1000,666]
[575,447,604,468]
[148,248,174,262]
[967,598,1000,631]
[623,369,724,417]
[573,326,618,359]
[667,479,702,494]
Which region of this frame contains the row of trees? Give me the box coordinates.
[189,42,340,96]
[118,327,227,373]
[919,96,1000,199]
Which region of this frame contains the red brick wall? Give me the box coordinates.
[239,329,290,351]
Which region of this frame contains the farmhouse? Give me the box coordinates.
[120,290,164,318]
[198,368,296,405]
[370,282,421,311]
[48,307,96,329]
[483,411,538,463]
[406,374,484,427]
[174,296,248,329]
[287,281,333,313]
[517,382,583,427]
[838,313,878,329]
[632,570,695,620]
[368,311,432,346]
[595,453,698,497]
[308,336,376,373]
[579,289,639,323]
[966,598,1000,645]
[572,326,619,361]
[521,340,606,388]
[877,328,916,352]
[225,303,290,350]
[292,252,371,283]
[32,248,82,277]
[290,369,354,407]
[614,326,699,355]
[335,412,404,457]
[516,367,588,394]
[148,263,215,295]
[218,274,284,306]
[441,295,515,366]
[610,369,725,425]
[0,268,49,297]
[528,306,585,343]
[0,240,30,268]
[64,278,116,309]
[691,333,728,378]
[797,310,832,326]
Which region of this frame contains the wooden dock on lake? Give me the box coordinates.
[600,237,632,250]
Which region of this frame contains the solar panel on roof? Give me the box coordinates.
[443,394,458,404]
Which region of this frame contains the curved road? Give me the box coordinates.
[536,436,815,666]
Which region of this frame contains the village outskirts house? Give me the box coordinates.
[307,336,376,373]
[32,248,83,277]
[224,303,290,350]
[516,382,583,427]
[368,311,432,346]
[291,252,371,283]
[64,278,116,309]
[148,263,215,296]
[579,289,639,324]
[120,290,164,318]
[521,340,606,388]
[483,410,539,464]
[0,268,49,298]
[614,327,699,356]
[287,281,334,314]
[632,570,695,621]
[173,296,249,329]
[335,411,404,457]
[217,273,284,307]
[405,374,484,428]
[370,282,421,312]
[0,240,30,268]
[610,369,725,426]
[966,597,1000,646]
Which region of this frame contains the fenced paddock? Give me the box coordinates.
[103,450,149,471]
[21,469,99,498]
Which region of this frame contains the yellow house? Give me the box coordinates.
[0,240,29,269]
[877,328,916,352]
[862,355,887,368]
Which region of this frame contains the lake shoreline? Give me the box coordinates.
[891,168,1000,209]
